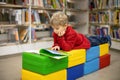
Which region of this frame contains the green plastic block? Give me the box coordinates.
[22,52,68,75]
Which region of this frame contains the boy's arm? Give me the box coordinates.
[57,33,77,51]
[52,33,59,47]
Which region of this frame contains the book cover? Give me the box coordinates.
[40,48,69,59]
[19,27,28,41]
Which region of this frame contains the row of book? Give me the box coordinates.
[89,10,120,25]
[111,10,120,24]
[0,25,52,44]
[0,0,65,9]
[89,11,109,23]
[0,27,10,34]
[0,0,80,9]
[110,26,120,39]
[89,25,109,36]
[0,27,37,43]
[89,25,120,40]
[0,9,16,24]
[19,27,38,43]
[0,8,78,27]
[36,0,65,8]
[24,0,65,9]
[0,9,51,25]
[89,0,120,10]
[0,0,25,5]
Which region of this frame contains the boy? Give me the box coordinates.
[50,12,111,51]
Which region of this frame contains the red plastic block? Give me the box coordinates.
[100,54,111,69]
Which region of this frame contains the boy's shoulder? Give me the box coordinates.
[66,26,77,34]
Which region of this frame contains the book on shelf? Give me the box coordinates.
[89,0,114,10]
[43,0,53,8]
[0,0,6,4]
[112,10,120,25]
[51,0,61,8]
[7,28,19,42]
[31,27,37,41]
[14,0,23,5]
[40,48,69,59]
[19,27,28,42]
[30,0,64,8]
[33,10,41,24]
[5,0,23,5]
[110,26,120,39]
[89,11,109,24]
[89,25,109,36]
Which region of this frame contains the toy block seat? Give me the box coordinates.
[22,43,111,80]
[22,69,66,80]
[99,43,109,56]
[67,64,84,80]
[84,58,99,75]
[67,49,86,68]
[86,46,99,61]
[22,52,68,75]
[100,54,111,69]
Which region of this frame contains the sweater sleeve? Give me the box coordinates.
[52,33,59,47]
[57,33,77,51]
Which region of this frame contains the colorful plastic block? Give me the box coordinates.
[67,49,86,68]
[100,54,111,69]
[84,58,99,75]
[22,69,67,80]
[86,46,99,61]
[67,64,84,80]
[99,43,109,56]
[22,52,68,75]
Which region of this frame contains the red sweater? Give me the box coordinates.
[52,26,91,51]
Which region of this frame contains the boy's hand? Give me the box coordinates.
[51,46,60,51]
[58,31,65,37]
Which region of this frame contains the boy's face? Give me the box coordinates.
[52,25,67,35]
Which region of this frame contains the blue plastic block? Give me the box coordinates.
[84,58,99,75]
[86,46,99,61]
[67,64,84,80]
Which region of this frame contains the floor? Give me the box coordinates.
[0,49,120,80]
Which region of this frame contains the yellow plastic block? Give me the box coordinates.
[22,69,67,80]
[67,49,86,68]
[100,43,109,56]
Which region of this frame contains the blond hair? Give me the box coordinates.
[50,12,68,27]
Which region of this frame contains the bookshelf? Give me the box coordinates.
[89,0,120,50]
[66,0,89,34]
[0,0,89,56]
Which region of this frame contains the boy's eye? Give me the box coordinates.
[55,28,59,30]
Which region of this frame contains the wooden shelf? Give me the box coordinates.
[32,6,63,11]
[0,24,29,28]
[111,40,120,50]
[66,8,88,12]
[110,23,120,26]
[89,7,120,13]
[0,0,89,55]
[0,24,16,27]
[89,7,113,12]
[89,22,109,25]
[89,22,120,26]
[0,4,29,9]
[112,38,120,42]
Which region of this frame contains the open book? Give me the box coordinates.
[40,49,69,59]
